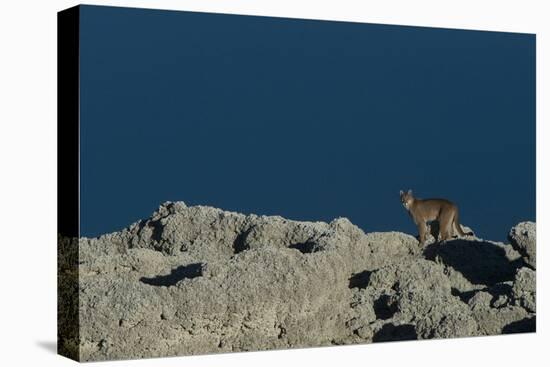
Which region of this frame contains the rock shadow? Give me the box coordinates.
[233,228,251,254]
[140,263,205,287]
[502,316,536,334]
[136,218,164,243]
[349,270,372,289]
[452,281,514,307]
[149,219,164,243]
[451,288,478,304]
[373,294,398,320]
[289,241,321,254]
[373,323,417,342]
[423,239,522,286]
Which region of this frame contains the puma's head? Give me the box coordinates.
[400,189,414,210]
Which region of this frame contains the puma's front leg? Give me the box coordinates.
[417,222,427,246]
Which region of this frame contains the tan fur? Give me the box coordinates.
[400,189,473,245]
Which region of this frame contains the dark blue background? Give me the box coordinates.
[79,5,535,241]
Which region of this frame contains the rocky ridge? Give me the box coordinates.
[58,202,536,361]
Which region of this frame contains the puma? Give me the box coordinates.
[400,189,474,245]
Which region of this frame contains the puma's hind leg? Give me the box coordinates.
[438,210,454,241]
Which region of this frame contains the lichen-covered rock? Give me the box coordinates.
[508,221,536,268]
[58,202,536,361]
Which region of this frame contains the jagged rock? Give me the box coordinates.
[468,291,493,310]
[356,259,479,340]
[59,202,536,361]
[423,238,523,287]
[472,305,530,335]
[511,267,536,312]
[508,221,536,268]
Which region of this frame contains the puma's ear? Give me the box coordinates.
[399,190,404,196]
[407,189,412,195]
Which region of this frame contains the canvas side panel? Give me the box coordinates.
[57,5,80,362]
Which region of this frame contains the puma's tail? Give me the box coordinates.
[454,211,474,237]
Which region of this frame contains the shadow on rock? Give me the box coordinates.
[373,323,417,342]
[140,263,205,287]
[502,316,536,334]
[233,229,251,254]
[451,288,478,304]
[289,241,322,254]
[373,295,398,320]
[349,270,372,289]
[424,239,522,286]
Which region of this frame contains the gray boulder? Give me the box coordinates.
[508,221,536,268]
[511,267,536,312]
